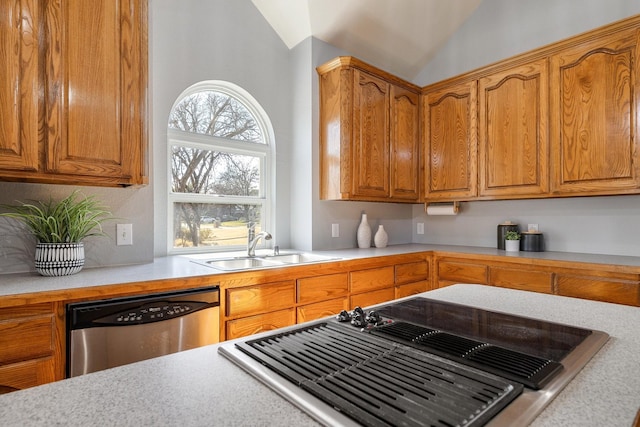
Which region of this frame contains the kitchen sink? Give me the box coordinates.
[261,253,339,264]
[191,252,340,271]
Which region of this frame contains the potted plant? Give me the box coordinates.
[504,230,521,252]
[0,191,113,276]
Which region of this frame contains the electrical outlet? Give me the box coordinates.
[417,223,424,235]
[331,223,339,238]
[116,224,133,246]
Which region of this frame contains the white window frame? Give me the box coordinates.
[167,81,275,255]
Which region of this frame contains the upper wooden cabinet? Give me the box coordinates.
[478,60,549,197]
[422,80,478,200]
[317,57,421,203]
[0,0,148,187]
[549,27,640,195]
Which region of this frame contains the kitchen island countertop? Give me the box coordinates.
[0,284,638,427]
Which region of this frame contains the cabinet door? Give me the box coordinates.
[352,70,390,198]
[390,85,420,200]
[44,0,147,185]
[479,60,549,197]
[550,28,640,195]
[436,259,488,288]
[225,309,295,340]
[423,81,478,200]
[0,0,39,172]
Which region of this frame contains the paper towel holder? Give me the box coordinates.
[424,201,460,215]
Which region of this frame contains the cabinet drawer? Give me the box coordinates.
[297,298,347,324]
[395,280,429,299]
[0,314,54,364]
[297,273,348,305]
[350,288,395,308]
[438,261,488,284]
[556,275,639,306]
[350,266,395,294]
[225,309,296,340]
[490,267,553,294]
[226,281,295,318]
[395,261,429,285]
[0,358,56,391]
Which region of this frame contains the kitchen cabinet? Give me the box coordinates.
[296,273,348,323]
[226,309,295,340]
[0,0,148,187]
[0,303,64,391]
[349,265,396,307]
[549,26,640,196]
[395,259,430,298]
[478,59,549,198]
[435,258,488,288]
[489,266,553,294]
[555,272,639,306]
[317,57,421,203]
[225,280,295,318]
[422,80,478,200]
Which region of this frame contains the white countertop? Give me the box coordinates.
[2,244,640,298]
[0,285,638,426]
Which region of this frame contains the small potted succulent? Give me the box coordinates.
[0,191,113,276]
[504,230,521,252]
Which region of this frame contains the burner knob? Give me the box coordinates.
[336,310,351,322]
[365,310,381,325]
[352,306,364,317]
[350,310,366,327]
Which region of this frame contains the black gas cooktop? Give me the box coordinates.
[220,296,608,427]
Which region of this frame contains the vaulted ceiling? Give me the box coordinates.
[251,0,482,80]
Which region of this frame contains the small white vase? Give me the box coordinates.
[505,240,520,252]
[374,225,388,248]
[356,213,371,248]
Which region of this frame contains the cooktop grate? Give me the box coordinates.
[371,321,562,389]
[236,322,523,427]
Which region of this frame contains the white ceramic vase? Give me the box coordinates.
[356,213,371,248]
[374,225,388,248]
[505,240,520,252]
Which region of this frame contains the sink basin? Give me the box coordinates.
[203,257,283,271]
[190,252,341,271]
[262,253,340,264]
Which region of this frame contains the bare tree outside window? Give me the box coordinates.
[168,89,269,250]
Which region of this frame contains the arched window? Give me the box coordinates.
[167,81,274,253]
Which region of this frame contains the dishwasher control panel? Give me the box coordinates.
[95,301,211,325]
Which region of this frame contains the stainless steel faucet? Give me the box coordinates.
[247,223,272,257]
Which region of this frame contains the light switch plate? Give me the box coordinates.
[331,223,339,238]
[116,224,133,246]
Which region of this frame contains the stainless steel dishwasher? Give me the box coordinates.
[66,286,219,377]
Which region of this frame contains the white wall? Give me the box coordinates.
[412,0,640,256]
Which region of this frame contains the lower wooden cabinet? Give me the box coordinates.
[556,274,639,306]
[436,259,488,288]
[0,303,63,391]
[226,308,296,340]
[489,266,553,294]
[351,288,395,308]
[225,280,295,318]
[297,298,348,324]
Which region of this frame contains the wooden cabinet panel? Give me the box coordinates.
[0,358,56,391]
[395,281,429,299]
[550,28,640,195]
[350,288,395,308]
[297,273,348,305]
[350,266,394,294]
[352,70,390,198]
[395,261,429,285]
[0,0,39,172]
[490,267,553,294]
[225,281,295,318]
[225,309,295,340]
[556,275,639,306]
[390,85,420,200]
[423,80,478,200]
[479,59,549,197]
[437,260,488,285]
[297,298,347,324]
[0,315,54,364]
